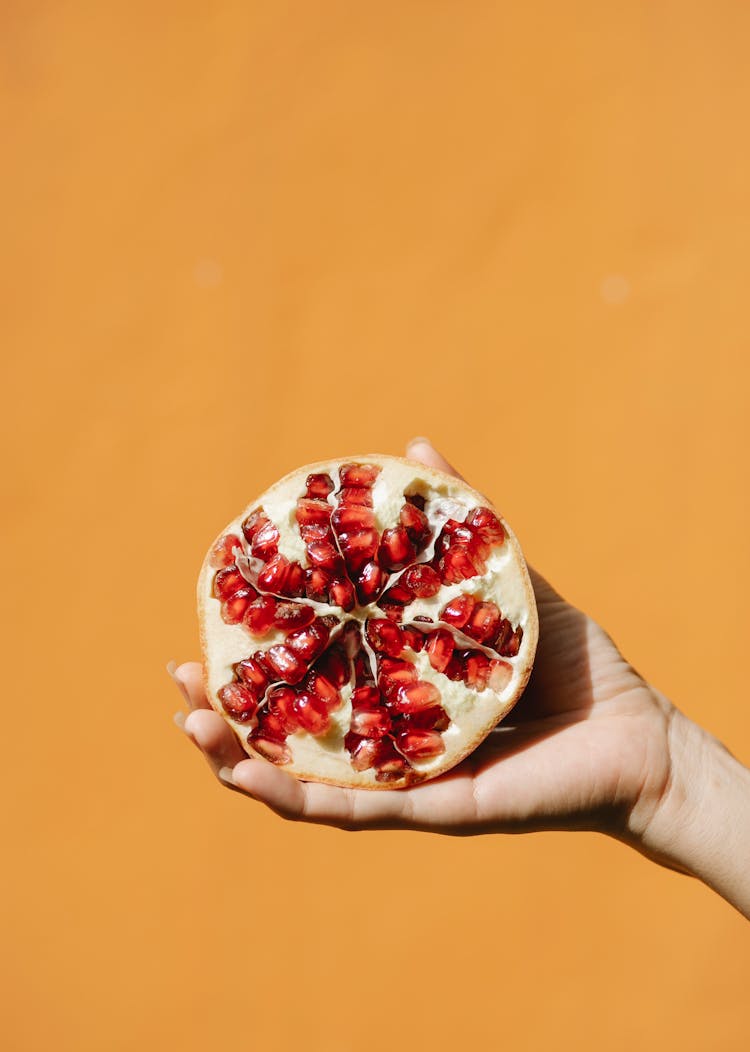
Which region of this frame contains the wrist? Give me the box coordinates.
[627,703,750,918]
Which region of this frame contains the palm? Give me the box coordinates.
[174,441,672,836]
[444,575,672,835]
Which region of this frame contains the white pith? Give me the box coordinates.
[198,454,538,789]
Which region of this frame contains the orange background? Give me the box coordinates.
[3,3,749,1050]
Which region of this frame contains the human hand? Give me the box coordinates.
[171,440,750,918]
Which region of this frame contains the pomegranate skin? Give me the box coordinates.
[198,454,538,790]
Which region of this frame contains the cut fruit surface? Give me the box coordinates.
[198,454,538,789]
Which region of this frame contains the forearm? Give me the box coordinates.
[635,707,750,919]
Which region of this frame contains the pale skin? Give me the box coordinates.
[171,439,750,920]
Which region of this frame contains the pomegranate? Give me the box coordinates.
[198,455,538,789]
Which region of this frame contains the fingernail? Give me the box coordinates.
[167,660,189,701]
[406,436,430,451]
[173,711,191,734]
[218,766,236,787]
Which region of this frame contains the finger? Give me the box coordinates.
[167,661,211,710]
[182,707,248,776]
[227,757,479,831]
[405,438,466,481]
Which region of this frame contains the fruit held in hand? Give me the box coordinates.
[198,455,538,789]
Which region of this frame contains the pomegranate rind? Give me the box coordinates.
[198,454,538,790]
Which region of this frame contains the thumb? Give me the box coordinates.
[405,437,466,481]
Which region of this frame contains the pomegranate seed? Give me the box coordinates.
[305,567,331,601]
[307,672,340,707]
[489,659,513,692]
[378,658,418,698]
[283,561,306,598]
[235,658,270,695]
[402,705,450,731]
[218,682,259,722]
[438,546,484,583]
[252,649,274,676]
[425,629,454,673]
[328,577,356,610]
[466,507,505,545]
[492,618,512,653]
[399,503,431,547]
[339,463,380,487]
[267,686,300,733]
[251,520,280,560]
[379,602,405,623]
[293,692,331,735]
[241,510,266,544]
[214,566,248,600]
[340,486,373,506]
[316,645,350,687]
[466,601,502,644]
[338,528,379,572]
[374,742,408,782]
[449,523,475,547]
[263,644,308,684]
[378,526,416,572]
[208,533,241,570]
[221,588,256,624]
[463,650,490,691]
[351,685,381,708]
[381,584,414,606]
[242,594,278,636]
[306,473,334,498]
[287,619,330,661]
[354,652,374,686]
[248,732,291,764]
[346,734,384,772]
[271,602,316,633]
[444,655,464,680]
[296,498,331,527]
[412,614,434,623]
[394,727,445,760]
[391,681,441,713]
[433,531,452,559]
[350,707,392,739]
[467,532,491,562]
[440,594,476,629]
[332,505,376,532]
[257,553,292,593]
[400,564,441,597]
[298,523,330,544]
[401,626,424,652]
[356,560,385,605]
[499,625,522,657]
[307,540,343,572]
[366,619,405,658]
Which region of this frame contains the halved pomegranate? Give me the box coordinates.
[198,454,538,789]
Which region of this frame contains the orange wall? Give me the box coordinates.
[3,3,749,1050]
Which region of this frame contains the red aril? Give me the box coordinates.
[425,629,454,673]
[213,566,247,600]
[293,693,331,735]
[242,595,277,636]
[221,588,257,625]
[401,563,441,597]
[199,454,537,788]
[394,728,445,760]
[208,533,241,570]
[440,594,476,629]
[218,683,259,722]
[266,686,300,734]
[271,602,316,633]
